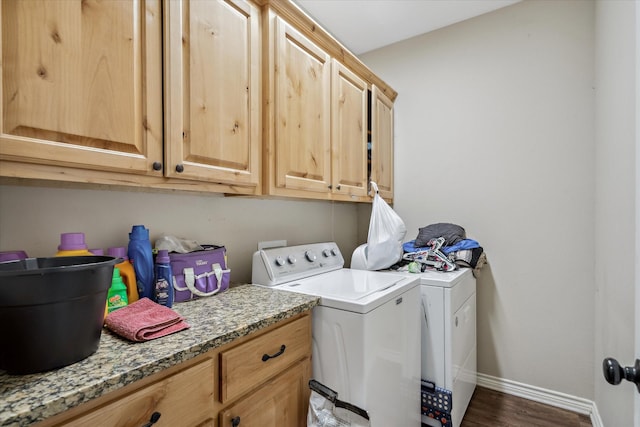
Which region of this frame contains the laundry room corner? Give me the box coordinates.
[360,0,596,401]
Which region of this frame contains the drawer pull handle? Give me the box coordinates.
[231,416,241,426]
[141,411,161,427]
[262,344,286,362]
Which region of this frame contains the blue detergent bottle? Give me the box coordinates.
[154,249,174,307]
[127,225,154,300]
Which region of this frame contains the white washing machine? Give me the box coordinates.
[392,268,477,427]
[252,242,421,427]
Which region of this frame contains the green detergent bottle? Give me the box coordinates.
[106,267,129,314]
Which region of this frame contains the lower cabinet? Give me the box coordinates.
[36,313,312,427]
[219,359,310,427]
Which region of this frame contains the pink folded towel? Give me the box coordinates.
[104,298,190,342]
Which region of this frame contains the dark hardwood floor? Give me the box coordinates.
[460,387,592,427]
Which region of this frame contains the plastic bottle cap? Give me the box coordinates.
[129,225,149,240]
[107,246,128,261]
[156,249,171,264]
[0,250,28,262]
[58,232,88,251]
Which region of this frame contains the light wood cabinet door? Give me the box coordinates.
[60,358,215,427]
[370,85,394,200]
[219,359,310,427]
[331,60,368,198]
[268,16,331,195]
[164,0,260,187]
[0,0,163,175]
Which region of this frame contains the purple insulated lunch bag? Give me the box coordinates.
[169,245,230,302]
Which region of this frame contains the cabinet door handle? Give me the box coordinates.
[141,411,161,427]
[152,161,162,171]
[231,416,241,426]
[262,344,286,362]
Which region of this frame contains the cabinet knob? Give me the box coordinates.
[336,185,341,190]
[231,416,241,426]
[328,184,332,189]
[141,411,161,427]
[175,164,184,173]
[152,162,162,171]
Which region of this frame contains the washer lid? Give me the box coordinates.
[287,269,402,299]
[277,269,418,313]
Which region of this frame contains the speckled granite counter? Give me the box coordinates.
[0,285,318,427]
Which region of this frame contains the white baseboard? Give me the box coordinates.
[477,373,604,427]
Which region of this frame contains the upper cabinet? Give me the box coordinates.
[262,1,395,202]
[164,0,261,188]
[0,0,163,174]
[0,0,395,202]
[0,0,259,194]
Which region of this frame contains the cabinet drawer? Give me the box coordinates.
[62,358,215,427]
[220,314,311,403]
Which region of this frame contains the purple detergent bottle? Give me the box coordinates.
[154,249,174,307]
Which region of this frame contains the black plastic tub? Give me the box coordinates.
[0,256,119,374]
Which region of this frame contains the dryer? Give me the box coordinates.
[393,268,477,427]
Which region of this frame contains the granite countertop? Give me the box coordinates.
[0,285,318,427]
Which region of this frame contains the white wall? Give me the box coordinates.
[0,185,359,284]
[594,1,637,426]
[2,0,636,421]
[361,0,596,398]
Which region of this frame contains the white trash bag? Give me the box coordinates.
[351,182,406,271]
[307,380,370,427]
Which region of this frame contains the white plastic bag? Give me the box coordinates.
[154,235,203,254]
[307,380,370,427]
[351,182,406,271]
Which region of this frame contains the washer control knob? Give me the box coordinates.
[331,248,339,256]
[287,255,297,264]
[275,256,285,267]
[322,249,331,257]
[305,251,317,262]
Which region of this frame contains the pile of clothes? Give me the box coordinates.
[399,223,487,274]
